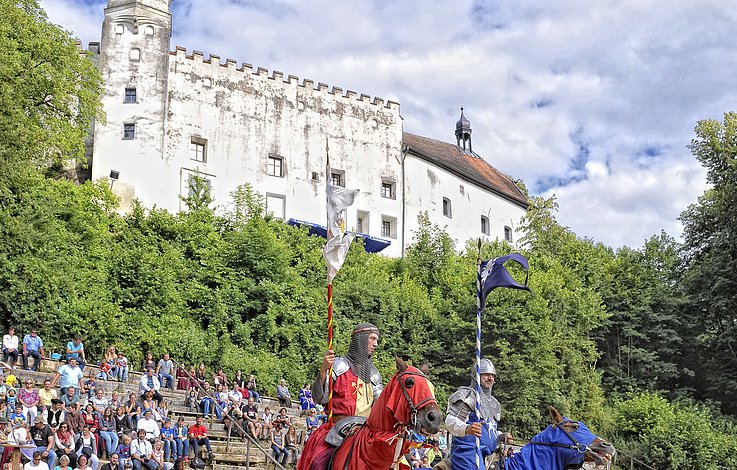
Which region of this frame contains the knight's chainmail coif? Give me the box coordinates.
[345,323,379,384]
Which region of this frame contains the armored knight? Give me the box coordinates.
[297,323,382,470]
[445,358,507,470]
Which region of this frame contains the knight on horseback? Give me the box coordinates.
[444,358,512,470]
[298,323,383,470]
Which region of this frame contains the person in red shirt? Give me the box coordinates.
[187,416,212,461]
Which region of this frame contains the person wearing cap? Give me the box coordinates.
[297,323,382,470]
[138,369,163,407]
[135,410,159,442]
[47,399,66,430]
[30,414,57,469]
[52,358,84,400]
[444,358,512,470]
[21,329,45,371]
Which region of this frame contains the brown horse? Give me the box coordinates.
[299,357,441,470]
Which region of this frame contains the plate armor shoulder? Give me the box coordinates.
[332,357,350,377]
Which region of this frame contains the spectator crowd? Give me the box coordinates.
[1,327,315,470]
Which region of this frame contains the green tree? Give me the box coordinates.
[680,111,737,413]
[0,0,103,172]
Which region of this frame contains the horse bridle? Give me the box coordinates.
[396,370,436,435]
[528,419,590,469]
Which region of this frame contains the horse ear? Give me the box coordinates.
[548,406,563,424]
[395,356,408,372]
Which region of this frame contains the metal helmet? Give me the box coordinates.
[478,358,496,376]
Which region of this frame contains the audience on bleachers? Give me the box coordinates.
[0,327,320,470]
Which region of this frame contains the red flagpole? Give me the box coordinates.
[327,282,334,426]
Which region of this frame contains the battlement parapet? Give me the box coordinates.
[170,45,400,111]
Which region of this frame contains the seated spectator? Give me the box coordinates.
[276,379,292,408]
[2,326,19,370]
[90,390,109,415]
[22,329,45,372]
[103,348,117,372]
[211,368,228,388]
[47,399,67,431]
[66,336,86,370]
[155,354,174,390]
[113,406,132,437]
[100,452,119,470]
[196,383,214,419]
[151,440,164,469]
[260,407,273,440]
[6,387,18,415]
[195,364,206,388]
[285,425,301,463]
[25,450,50,470]
[159,419,176,463]
[39,379,59,413]
[30,415,57,469]
[114,352,129,383]
[270,424,289,467]
[232,370,245,389]
[245,374,261,403]
[124,393,140,428]
[53,454,72,470]
[154,401,168,425]
[175,363,188,391]
[98,408,119,458]
[9,403,27,430]
[96,362,113,382]
[52,358,84,400]
[214,385,228,421]
[115,434,132,470]
[227,385,244,416]
[19,378,41,424]
[140,392,158,422]
[66,406,85,437]
[272,408,289,431]
[136,410,160,442]
[242,397,262,439]
[79,404,101,451]
[75,454,91,470]
[54,423,77,468]
[141,354,155,374]
[299,383,315,411]
[173,417,188,461]
[129,429,154,470]
[75,426,100,470]
[138,369,163,406]
[82,372,97,400]
[187,416,212,461]
[60,387,81,414]
[222,411,245,439]
[109,391,121,411]
[305,409,319,440]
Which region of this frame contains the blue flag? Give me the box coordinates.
[478,254,530,308]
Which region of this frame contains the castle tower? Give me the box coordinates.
[455,107,472,153]
[91,0,172,210]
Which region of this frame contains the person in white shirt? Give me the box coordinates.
[130,429,155,470]
[90,389,109,414]
[25,450,50,470]
[138,369,163,406]
[2,326,19,369]
[136,409,160,441]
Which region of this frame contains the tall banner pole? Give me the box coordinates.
[327,282,334,426]
[474,238,484,470]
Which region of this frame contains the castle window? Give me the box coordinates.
[481,216,490,235]
[115,24,124,35]
[124,88,137,103]
[188,176,212,199]
[265,193,286,220]
[267,155,284,177]
[442,197,452,218]
[381,181,395,199]
[129,48,140,61]
[190,137,207,163]
[504,226,513,242]
[381,215,397,239]
[123,123,135,140]
[357,211,369,234]
[144,25,154,36]
[331,170,344,188]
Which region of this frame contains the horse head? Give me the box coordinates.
[525,406,615,469]
[376,357,442,437]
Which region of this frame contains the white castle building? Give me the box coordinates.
[86,0,528,257]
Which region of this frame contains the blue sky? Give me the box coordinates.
[40,0,737,249]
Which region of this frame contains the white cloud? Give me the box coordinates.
[38,0,732,248]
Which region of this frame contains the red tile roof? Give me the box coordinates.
[402,132,528,208]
